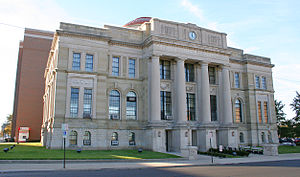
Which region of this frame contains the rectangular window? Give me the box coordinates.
[258,101,262,123]
[186,93,196,121]
[264,102,268,123]
[262,77,267,89]
[128,59,136,78]
[208,66,216,84]
[185,63,194,82]
[210,95,217,121]
[85,54,93,72]
[234,72,240,88]
[72,53,81,71]
[160,91,172,120]
[160,60,171,80]
[83,89,92,118]
[70,88,79,117]
[255,76,260,89]
[112,56,120,76]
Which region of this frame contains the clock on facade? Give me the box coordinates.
[189,31,196,40]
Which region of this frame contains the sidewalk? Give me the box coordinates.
[1,153,300,172]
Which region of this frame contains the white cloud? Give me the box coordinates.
[0,0,69,125]
[181,0,205,21]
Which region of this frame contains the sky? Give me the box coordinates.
[0,0,299,126]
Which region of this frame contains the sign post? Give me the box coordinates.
[62,124,68,168]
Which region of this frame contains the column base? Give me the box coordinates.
[263,143,279,156]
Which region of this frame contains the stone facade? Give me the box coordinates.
[41,18,278,153]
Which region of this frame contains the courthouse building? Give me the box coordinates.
[42,17,278,152]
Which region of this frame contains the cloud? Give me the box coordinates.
[181,0,205,21]
[0,0,69,125]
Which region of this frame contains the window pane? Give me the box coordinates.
[262,77,267,89]
[185,64,194,82]
[264,102,268,123]
[83,89,92,118]
[161,91,172,120]
[255,76,260,89]
[128,59,136,78]
[109,90,120,119]
[160,60,170,80]
[69,131,77,145]
[70,88,79,117]
[129,132,135,146]
[234,73,240,88]
[126,91,137,120]
[258,101,262,123]
[112,57,119,76]
[85,54,93,72]
[72,53,81,70]
[210,95,217,121]
[186,93,196,121]
[83,131,91,146]
[208,67,215,84]
[235,99,242,123]
[240,133,244,143]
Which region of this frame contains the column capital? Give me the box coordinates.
[219,64,230,69]
[198,61,209,66]
[148,54,160,60]
[174,57,187,62]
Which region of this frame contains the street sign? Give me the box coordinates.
[61,124,68,131]
[63,131,67,138]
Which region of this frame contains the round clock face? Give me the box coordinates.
[189,31,196,40]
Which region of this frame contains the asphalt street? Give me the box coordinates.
[1,160,300,177]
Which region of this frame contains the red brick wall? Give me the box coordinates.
[12,29,53,141]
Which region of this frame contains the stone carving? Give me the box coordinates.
[160,24,176,37]
[160,82,171,91]
[208,34,221,46]
[71,79,93,87]
[186,85,194,92]
[210,87,216,95]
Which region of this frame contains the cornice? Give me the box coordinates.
[230,58,274,68]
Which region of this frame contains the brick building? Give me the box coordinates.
[11,28,53,142]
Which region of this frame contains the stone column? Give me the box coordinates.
[148,55,161,122]
[221,65,233,124]
[200,63,211,123]
[175,58,187,122]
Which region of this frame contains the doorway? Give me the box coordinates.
[165,130,172,152]
[192,130,197,146]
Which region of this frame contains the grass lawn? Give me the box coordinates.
[278,145,300,154]
[0,142,180,160]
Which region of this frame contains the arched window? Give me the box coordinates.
[69,130,77,145]
[83,131,91,146]
[261,132,265,143]
[129,132,135,146]
[111,132,119,146]
[109,90,120,119]
[239,132,244,143]
[235,99,242,123]
[126,91,137,120]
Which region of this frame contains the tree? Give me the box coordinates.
[290,91,300,122]
[275,100,286,125]
[1,114,12,138]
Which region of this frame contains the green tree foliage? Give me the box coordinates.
[290,91,300,122]
[275,100,286,125]
[1,114,12,138]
